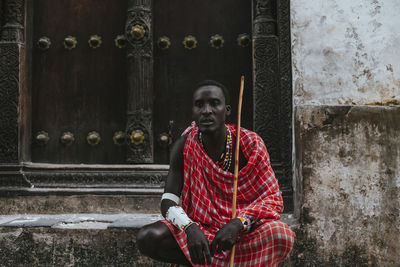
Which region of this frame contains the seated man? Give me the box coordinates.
[138,80,295,266]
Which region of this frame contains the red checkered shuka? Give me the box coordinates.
[162,124,295,266]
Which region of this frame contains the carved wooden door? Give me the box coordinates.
[31,0,128,164]
[28,0,292,210]
[30,0,252,165]
[153,0,253,163]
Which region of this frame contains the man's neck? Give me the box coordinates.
[201,125,227,160]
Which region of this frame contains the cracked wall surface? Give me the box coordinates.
[291,0,400,265]
[291,0,400,105]
[293,106,400,265]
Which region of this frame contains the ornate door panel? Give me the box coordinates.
[31,0,128,164]
[153,0,253,163]
[252,0,293,211]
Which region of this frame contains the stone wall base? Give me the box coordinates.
[0,227,166,266]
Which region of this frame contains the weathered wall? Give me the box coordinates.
[293,106,400,266]
[291,0,400,265]
[292,0,400,105]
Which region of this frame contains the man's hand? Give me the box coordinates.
[210,218,243,256]
[185,223,212,265]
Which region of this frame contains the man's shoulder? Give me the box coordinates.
[169,134,189,164]
[241,126,259,136]
[175,134,189,149]
[228,125,262,141]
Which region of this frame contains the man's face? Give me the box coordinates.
[192,85,231,134]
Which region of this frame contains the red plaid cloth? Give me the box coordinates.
[162,124,295,266]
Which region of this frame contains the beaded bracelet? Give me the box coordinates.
[183,221,197,232]
[237,216,252,232]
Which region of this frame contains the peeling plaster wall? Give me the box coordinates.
[293,106,400,265]
[292,0,400,105]
[290,0,400,265]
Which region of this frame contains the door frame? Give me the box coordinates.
[0,0,293,211]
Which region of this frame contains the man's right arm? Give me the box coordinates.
[161,134,187,217]
[160,134,211,265]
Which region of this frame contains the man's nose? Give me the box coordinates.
[201,104,212,114]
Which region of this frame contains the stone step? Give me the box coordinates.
[0,213,297,266]
[0,213,167,266]
[0,188,163,214]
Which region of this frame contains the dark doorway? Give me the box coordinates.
[153,0,253,163]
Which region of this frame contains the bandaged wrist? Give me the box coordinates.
[166,206,195,231]
[161,193,180,205]
[237,216,252,232]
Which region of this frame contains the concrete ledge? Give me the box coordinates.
[0,213,167,266]
[0,213,162,229]
[0,213,297,266]
[0,213,296,229]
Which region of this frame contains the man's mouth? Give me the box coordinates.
[199,119,214,125]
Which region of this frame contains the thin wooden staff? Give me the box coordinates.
[229,75,245,267]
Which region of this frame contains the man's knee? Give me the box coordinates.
[137,223,161,255]
[257,220,295,249]
[137,221,170,256]
[270,222,295,251]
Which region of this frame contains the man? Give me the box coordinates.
[138,80,295,266]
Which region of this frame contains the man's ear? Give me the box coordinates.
[225,105,232,116]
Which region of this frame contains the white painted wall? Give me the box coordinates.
[291,0,400,105]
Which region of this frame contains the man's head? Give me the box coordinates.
[192,80,231,134]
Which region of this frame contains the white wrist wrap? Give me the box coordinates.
[161,193,180,204]
[166,206,194,231]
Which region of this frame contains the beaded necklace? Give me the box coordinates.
[199,126,233,171]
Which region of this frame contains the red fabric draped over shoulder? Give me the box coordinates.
[181,124,283,228]
[161,124,295,266]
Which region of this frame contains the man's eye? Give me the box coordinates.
[195,102,203,107]
[212,100,220,106]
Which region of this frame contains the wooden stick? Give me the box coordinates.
[229,76,245,267]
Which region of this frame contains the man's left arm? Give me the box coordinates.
[209,217,243,255]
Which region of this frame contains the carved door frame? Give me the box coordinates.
[0,0,293,211]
